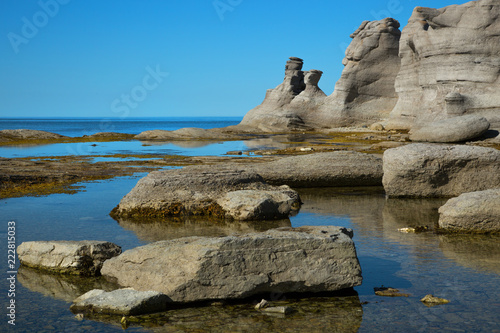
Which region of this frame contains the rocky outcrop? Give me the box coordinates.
[0,129,68,143]
[438,188,500,233]
[17,241,122,276]
[101,226,362,303]
[70,289,170,316]
[238,57,326,131]
[409,115,490,143]
[317,18,401,126]
[383,144,500,197]
[388,0,500,129]
[110,167,300,220]
[251,151,383,187]
[135,128,239,141]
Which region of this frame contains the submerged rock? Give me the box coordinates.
[17,240,122,276]
[101,226,362,303]
[438,189,500,233]
[383,144,500,197]
[409,115,490,143]
[110,167,300,220]
[70,288,170,316]
[420,294,450,306]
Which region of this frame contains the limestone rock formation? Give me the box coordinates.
[101,226,362,303]
[238,57,326,131]
[70,289,170,316]
[409,115,490,143]
[317,18,401,126]
[0,129,68,143]
[388,0,500,129]
[438,188,500,233]
[110,166,300,220]
[17,241,122,276]
[250,151,383,187]
[383,144,500,197]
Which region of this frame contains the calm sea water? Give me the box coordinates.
[1,118,499,332]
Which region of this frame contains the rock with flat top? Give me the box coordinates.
[17,241,122,276]
[0,129,68,143]
[409,115,490,143]
[101,226,362,303]
[438,188,500,233]
[70,288,170,315]
[383,144,500,197]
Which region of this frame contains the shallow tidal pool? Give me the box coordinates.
[1,177,499,332]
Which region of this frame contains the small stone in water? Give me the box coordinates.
[421,294,450,305]
[263,306,293,315]
[374,287,411,297]
[255,299,269,310]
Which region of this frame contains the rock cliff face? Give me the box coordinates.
[238,0,500,133]
[387,0,500,129]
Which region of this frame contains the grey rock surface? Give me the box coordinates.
[110,166,300,220]
[388,0,500,129]
[0,129,68,142]
[438,188,500,233]
[409,115,490,143]
[70,288,170,316]
[383,144,500,197]
[251,151,383,187]
[17,241,122,276]
[101,226,362,303]
[135,127,237,141]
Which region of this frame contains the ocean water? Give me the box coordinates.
[1,118,499,332]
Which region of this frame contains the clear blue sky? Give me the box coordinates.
[1,0,466,118]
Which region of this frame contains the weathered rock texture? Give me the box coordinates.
[318,18,401,126]
[135,128,239,141]
[388,0,500,129]
[438,188,500,233]
[17,241,122,276]
[409,115,490,143]
[238,57,326,131]
[71,289,170,316]
[110,167,300,220]
[0,129,68,143]
[101,226,362,303]
[251,151,383,187]
[383,144,500,197]
[238,19,401,131]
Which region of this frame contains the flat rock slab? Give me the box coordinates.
[438,189,500,233]
[135,128,237,141]
[110,167,300,221]
[251,151,383,187]
[383,144,500,197]
[409,115,490,143]
[70,288,170,316]
[0,129,68,142]
[17,241,122,276]
[101,226,362,303]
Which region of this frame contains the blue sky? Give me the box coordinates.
[1,0,467,118]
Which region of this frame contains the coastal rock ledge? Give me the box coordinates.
[101,226,362,303]
[110,167,301,221]
[17,241,122,276]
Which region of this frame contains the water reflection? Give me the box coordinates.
[115,217,292,242]
[17,266,119,303]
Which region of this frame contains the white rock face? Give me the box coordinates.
[70,288,170,315]
[383,144,500,197]
[438,188,500,233]
[388,0,500,129]
[101,226,362,303]
[17,241,122,276]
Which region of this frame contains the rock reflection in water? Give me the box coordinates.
[82,293,363,333]
[17,266,119,303]
[439,234,500,274]
[116,217,292,242]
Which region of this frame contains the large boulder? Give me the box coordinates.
[409,115,490,143]
[17,241,122,276]
[251,151,383,187]
[383,144,500,197]
[388,0,500,129]
[110,167,300,220]
[438,188,500,233]
[70,288,170,316]
[101,226,362,303]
